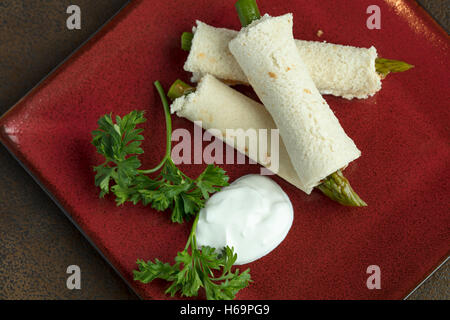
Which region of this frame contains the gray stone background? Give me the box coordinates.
[0,0,448,299]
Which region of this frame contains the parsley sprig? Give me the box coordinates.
[91,82,229,223]
[92,81,251,299]
[134,214,252,300]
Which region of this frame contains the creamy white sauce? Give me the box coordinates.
[196,174,293,265]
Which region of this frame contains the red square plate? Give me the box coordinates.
[1,0,449,299]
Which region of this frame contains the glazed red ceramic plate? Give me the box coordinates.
[1,0,449,299]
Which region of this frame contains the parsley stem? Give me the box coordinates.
[138,81,173,174]
[185,213,200,251]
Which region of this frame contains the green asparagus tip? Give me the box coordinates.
[375,58,414,77]
[167,79,196,101]
[235,0,261,27]
[181,32,194,51]
[317,170,367,207]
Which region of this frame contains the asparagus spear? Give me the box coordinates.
[181,32,194,51]
[317,170,367,207]
[235,0,261,27]
[179,36,414,77]
[168,79,366,206]
[375,58,414,77]
[180,32,193,52]
[167,79,196,100]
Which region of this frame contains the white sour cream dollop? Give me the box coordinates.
[195,174,293,265]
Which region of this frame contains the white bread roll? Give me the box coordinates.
[184,21,247,84]
[229,14,361,191]
[184,20,381,99]
[296,40,380,99]
[171,74,313,194]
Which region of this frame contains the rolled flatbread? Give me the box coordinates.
[184,20,381,99]
[229,14,361,191]
[171,74,313,194]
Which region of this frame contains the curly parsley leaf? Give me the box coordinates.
[91,109,229,223]
[133,215,252,300]
[195,165,229,200]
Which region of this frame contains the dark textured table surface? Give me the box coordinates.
[0,0,448,300]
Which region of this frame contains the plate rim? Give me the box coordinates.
[0,0,448,300]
